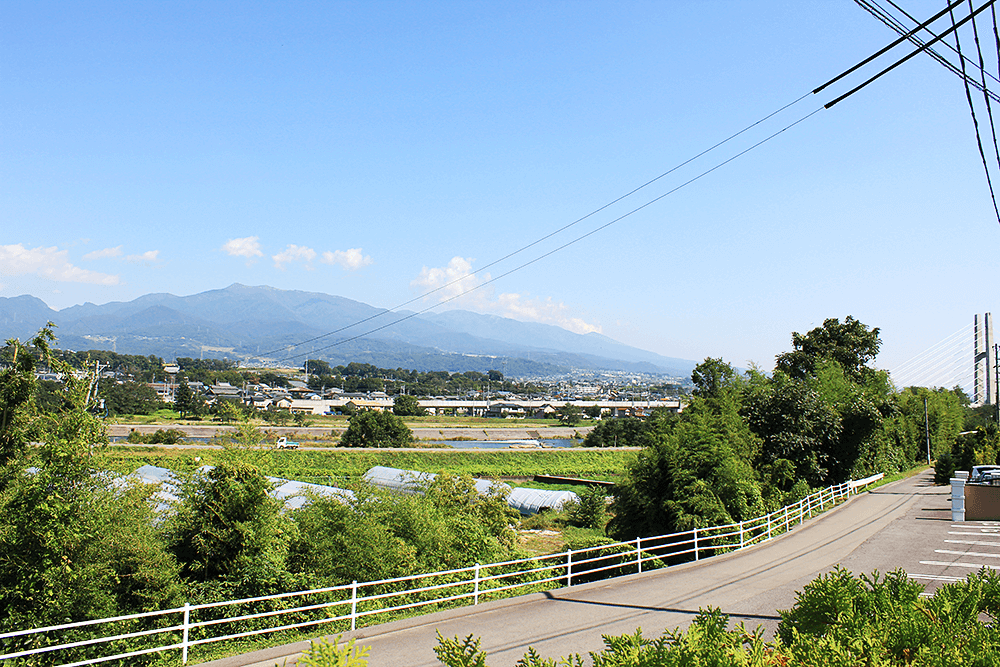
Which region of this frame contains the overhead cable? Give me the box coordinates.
[853,0,1000,101]
[280,107,826,363]
[951,0,1000,223]
[256,92,814,362]
[823,0,997,109]
[267,2,991,366]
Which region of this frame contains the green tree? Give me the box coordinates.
[556,403,582,425]
[174,379,197,417]
[608,393,764,540]
[0,468,181,630]
[741,369,842,487]
[166,460,295,597]
[566,485,608,529]
[214,399,242,424]
[393,394,426,417]
[690,357,740,400]
[99,380,163,416]
[583,416,650,447]
[0,327,54,467]
[775,316,881,384]
[0,325,180,632]
[340,410,413,448]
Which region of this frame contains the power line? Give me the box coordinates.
[264,2,992,367]
[951,0,1000,222]
[280,107,826,364]
[823,0,997,109]
[255,92,815,363]
[853,0,1000,101]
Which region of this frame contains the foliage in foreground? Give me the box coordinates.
[285,635,370,667]
[434,568,1000,666]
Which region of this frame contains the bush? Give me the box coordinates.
[340,411,413,448]
[933,449,954,484]
[294,635,369,667]
[125,428,187,445]
[565,486,607,530]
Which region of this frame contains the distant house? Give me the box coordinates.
[531,404,558,419]
[484,402,526,419]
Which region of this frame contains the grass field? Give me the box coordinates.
[98,446,635,488]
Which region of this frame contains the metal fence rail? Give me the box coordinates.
[0,473,884,666]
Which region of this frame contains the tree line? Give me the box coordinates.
[584,317,986,541]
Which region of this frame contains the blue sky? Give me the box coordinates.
[2,1,996,380]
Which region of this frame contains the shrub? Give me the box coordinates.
[292,635,369,667]
[565,486,607,529]
[340,411,413,448]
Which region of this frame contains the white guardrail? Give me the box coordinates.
[0,473,884,667]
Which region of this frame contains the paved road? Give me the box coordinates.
[197,470,976,667]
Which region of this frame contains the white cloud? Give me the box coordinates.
[126,250,160,264]
[411,256,601,333]
[321,248,373,270]
[83,245,123,260]
[0,244,121,285]
[273,244,317,269]
[222,236,263,260]
[411,257,491,306]
[496,293,602,334]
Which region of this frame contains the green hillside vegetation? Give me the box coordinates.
[1,319,996,666]
[585,317,986,542]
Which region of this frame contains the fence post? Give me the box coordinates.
[181,603,190,665]
[694,528,699,561]
[767,511,772,540]
[636,537,642,573]
[799,499,804,526]
[474,564,480,605]
[351,581,358,631]
[784,505,789,531]
[739,521,745,549]
[567,549,573,587]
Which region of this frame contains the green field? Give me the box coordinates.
[99,446,635,488]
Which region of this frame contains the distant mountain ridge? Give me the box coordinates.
[0,284,697,378]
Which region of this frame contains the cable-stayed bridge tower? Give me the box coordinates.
[974,313,996,406]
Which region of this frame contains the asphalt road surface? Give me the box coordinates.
[197,470,982,667]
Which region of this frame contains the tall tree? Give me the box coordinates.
[775,316,881,383]
[174,379,196,417]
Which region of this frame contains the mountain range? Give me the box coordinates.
[0,284,696,378]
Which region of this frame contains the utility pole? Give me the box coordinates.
[924,396,931,466]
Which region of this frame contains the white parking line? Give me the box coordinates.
[945,539,1000,547]
[947,531,1000,536]
[920,560,1000,570]
[935,550,1000,558]
[910,574,963,582]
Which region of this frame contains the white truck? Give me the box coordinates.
[275,436,300,450]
